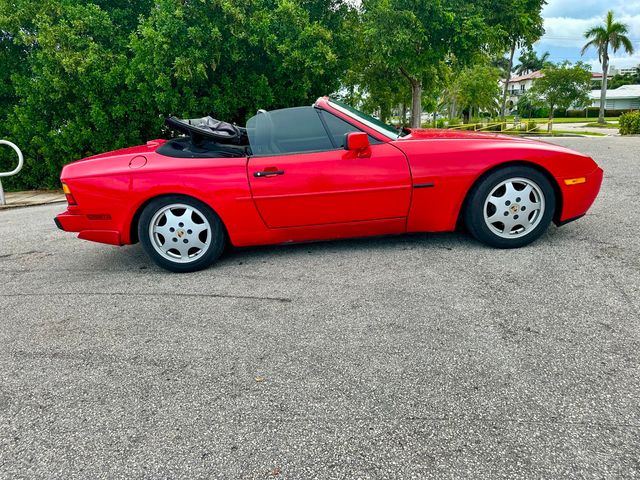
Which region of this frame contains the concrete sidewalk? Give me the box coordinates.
[555,122,620,136]
[0,190,65,209]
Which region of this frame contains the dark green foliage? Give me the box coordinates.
[1,0,549,188]
[565,108,627,118]
[619,111,640,135]
[0,0,349,189]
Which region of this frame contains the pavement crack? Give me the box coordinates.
[0,291,292,303]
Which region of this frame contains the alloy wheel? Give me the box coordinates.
[148,203,211,263]
[483,177,545,239]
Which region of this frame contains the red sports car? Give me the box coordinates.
[55,97,603,272]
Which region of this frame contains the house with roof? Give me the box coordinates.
[589,85,640,111]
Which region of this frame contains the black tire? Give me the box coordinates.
[138,195,226,272]
[463,166,556,249]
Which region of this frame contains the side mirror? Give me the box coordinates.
[344,132,370,151]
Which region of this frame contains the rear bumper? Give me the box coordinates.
[55,210,122,246]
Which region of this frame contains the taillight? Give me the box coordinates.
[62,183,77,205]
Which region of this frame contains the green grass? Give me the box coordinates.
[532,129,607,137]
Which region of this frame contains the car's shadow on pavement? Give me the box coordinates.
[79,231,478,273]
[85,225,573,274]
[220,231,476,262]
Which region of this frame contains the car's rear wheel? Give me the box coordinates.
[139,195,225,272]
[464,166,556,249]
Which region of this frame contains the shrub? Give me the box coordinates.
[619,111,640,135]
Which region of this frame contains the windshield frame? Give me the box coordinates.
[327,99,400,141]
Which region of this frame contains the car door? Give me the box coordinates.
[247,107,412,229]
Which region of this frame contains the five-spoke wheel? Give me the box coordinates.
[464,166,555,249]
[139,195,225,272]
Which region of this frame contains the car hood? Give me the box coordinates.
[391,128,601,168]
[399,128,534,142]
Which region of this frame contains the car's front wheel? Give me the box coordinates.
[139,195,225,272]
[464,166,556,249]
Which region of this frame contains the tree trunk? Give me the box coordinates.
[401,103,407,127]
[501,41,516,118]
[410,80,422,128]
[399,67,422,128]
[598,52,609,124]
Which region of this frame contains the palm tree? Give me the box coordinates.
[581,10,635,124]
[514,48,550,75]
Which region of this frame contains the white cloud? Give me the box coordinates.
[536,11,640,72]
[543,0,640,19]
[539,14,640,48]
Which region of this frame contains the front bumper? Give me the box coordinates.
[557,166,603,224]
[55,210,122,246]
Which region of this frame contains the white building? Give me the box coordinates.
[589,85,640,110]
[610,65,639,77]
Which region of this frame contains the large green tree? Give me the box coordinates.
[360,0,494,128]
[359,0,545,128]
[449,64,502,121]
[493,0,546,117]
[581,10,635,124]
[528,62,592,130]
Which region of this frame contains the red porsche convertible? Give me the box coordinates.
[55,97,603,272]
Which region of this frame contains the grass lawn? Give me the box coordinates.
[536,129,607,137]
[506,117,618,124]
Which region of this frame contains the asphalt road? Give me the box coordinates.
[1,137,639,479]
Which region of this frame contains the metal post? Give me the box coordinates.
[0,140,24,206]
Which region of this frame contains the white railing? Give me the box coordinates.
[0,140,24,206]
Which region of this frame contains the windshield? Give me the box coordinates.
[327,99,401,140]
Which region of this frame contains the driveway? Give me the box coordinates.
[0,137,638,478]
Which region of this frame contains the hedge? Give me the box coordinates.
[619,111,640,135]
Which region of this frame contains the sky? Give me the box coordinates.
[536,0,640,72]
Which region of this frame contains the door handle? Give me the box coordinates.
[254,170,285,177]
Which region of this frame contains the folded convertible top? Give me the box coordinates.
[165,116,247,145]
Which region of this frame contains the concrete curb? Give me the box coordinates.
[0,191,66,210]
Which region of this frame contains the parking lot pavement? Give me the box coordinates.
[1,137,638,479]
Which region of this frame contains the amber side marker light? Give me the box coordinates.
[62,183,77,205]
[564,177,586,186]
